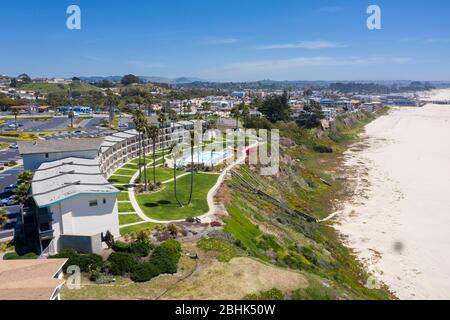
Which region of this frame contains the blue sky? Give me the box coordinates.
[1,0,450,81]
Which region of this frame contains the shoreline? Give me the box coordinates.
[333,90,450,299]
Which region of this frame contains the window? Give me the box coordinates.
[89,200,98,207]
[103,198,106,204]
[45,153,49,158]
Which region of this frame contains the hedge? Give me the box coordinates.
[49,249,103,273]
[108,252,138,275]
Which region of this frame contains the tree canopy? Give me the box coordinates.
[258,90,292,123]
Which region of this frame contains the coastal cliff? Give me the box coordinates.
[208,108,395,300]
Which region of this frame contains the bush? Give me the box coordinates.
[89,268,102,282]
[129,241,153,257]
[313,145,333,154]
[112,240,153,257]
[3,252,38,260]
[160,240,182,255]
[111,241,130,253]
[0,167,4,171]
[242,288,284,300]
[131,262,160,282]
[210,221,222,227]
[185,217,195,223]
[108,252,138,275]
[50,249,103,273]
[150,241,182,275]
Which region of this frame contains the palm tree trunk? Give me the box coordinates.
[173,155,183,207]
[14,115,17,131]
[153,140,157,185]
[142,134,148,191]
[188,142,194,205]
[138,134,142,182]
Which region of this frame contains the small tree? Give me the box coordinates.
[11,108,19,131]
[0,207,8,228]
[68,111,75,129]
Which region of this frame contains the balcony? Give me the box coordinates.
[39,229,55,241]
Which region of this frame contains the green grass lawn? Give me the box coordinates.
[122,163,140,170]
[114,185,129,191]
[143,167,185,183]
[114,169,136,176]
[117,192,130,201]
[119,214,143,225]
[136,173,219,221]
[118,202,135,213]
[108,175,132,185]
[120,222,159,236]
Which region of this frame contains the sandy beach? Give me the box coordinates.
[334,89,450,300]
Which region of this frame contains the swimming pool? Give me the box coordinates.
[176,150,232,167]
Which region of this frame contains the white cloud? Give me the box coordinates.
[204,37,240,45]
[256,41,348,50]
[425,38,450,44]
[316,6,343,13]
[126,60,165,68]
[199,56,412,81]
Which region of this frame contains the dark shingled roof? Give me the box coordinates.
[18,138,105,155]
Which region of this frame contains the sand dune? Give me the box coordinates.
[335,89,450,299]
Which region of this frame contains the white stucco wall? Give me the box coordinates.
[49,194,119,253]
[23,150,99,171]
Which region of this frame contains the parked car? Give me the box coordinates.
[4,184,18,194]
[9,144,19,149]
[0,191,13,199]
[1,196,16,207]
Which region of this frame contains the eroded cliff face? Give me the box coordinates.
[213,109,394,300]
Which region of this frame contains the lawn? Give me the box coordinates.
[114,169,136,176]
[122,163,140,170]
[120,222,159,236]
[136,173,219,221]
[119,214,143,225]
[117,192,130,201]
[114,185,129,191]
[0,143,10,150]
[108,175,132,185]
[144,167,185,183]
[118,202,135,213]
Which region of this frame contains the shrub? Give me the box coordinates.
[160,240,182,255]
[50,249,103,273]
[131,262,160,282]
[129,241,153,257]
[108,252,138,275]
[313,145,333,154]
[3,252,38,260]
[112,241,130,252]
[89,268,102,282]
[0,167,4,171]
[185,217,195,223]
[210,221,222,227]
[242,288,284,300]
[150,241,182,275]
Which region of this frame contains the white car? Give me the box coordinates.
[9,144,19,150]
[1,196,16,207]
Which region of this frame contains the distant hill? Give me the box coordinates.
[78,76,203,84]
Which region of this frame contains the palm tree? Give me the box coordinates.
[201,102,211,130]
[230,105,241,130]
[11,108,19,131]
[68,111,75,129]
[147,125,160,186]
[188,131,195,205]
[157,112,167,166]
[172,145,183,208]
[132,109,145,186]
